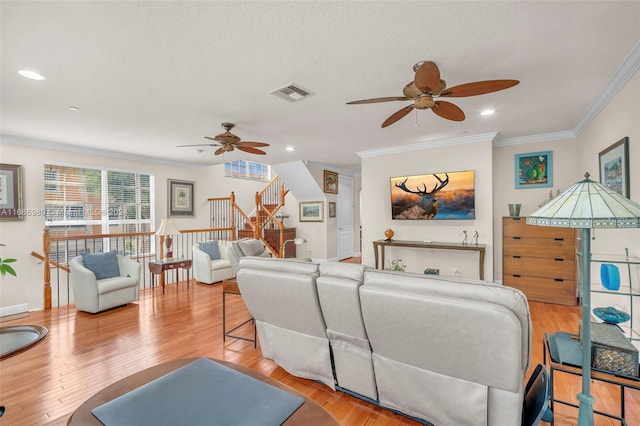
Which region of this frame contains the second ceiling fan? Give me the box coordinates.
[346,61,519,128]
[178,123,269,155]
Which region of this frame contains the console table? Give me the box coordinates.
[372,239,486,280]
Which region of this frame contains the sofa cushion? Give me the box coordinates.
[81,250,120,280]
[238,239,268,257]
[198,241,221,260]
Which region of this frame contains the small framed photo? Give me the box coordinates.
[0,164,24,221]
[515,151,553,188]
[299,201,324,222]
[168,179,195,217]
[323,170,338,194]
[599,137,630,198]
[329,201,336,218]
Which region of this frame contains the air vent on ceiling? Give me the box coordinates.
[270,83,315,103]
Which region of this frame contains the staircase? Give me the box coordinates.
[208,176,290,257]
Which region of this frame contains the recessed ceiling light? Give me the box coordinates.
[480,109,495,116]
[68,106,79,111]
[18,69,46,80]
[285,146,296,151]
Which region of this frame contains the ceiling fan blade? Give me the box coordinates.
[214,147,227,155]
[237,141,270,148]
[432,101,465,121]
[414,61,441,93]
[347,96,410,105]
[381,105,414,128]
[176,143,218,147]
[237,146,267,155]
[439,79,519,97]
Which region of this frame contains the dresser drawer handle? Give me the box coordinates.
[512,255,521,259]
[554,278,565,282]
[512,236,521,240]
[512,274,521,278]
[179,263,185,267]
[554,258,564,262]
[554,238,565,241]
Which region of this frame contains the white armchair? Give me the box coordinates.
[70,254,141,313]
[192,240,234,284]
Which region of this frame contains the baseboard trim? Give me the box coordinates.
[0,303,29,323]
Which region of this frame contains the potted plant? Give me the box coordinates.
[0,244,17,277]
[389,259,406,272]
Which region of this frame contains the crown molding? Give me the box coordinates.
[0,134,208,169]
[573,39,640,136]
[357,132,498,158]
[493,130,576,147]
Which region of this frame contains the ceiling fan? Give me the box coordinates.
[178,123,269,155]
[346,61,519,128]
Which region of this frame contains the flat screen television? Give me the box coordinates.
[390,170,475,220]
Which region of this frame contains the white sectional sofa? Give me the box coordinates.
[237,257,533,426]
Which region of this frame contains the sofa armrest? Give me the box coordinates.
[118,256,141,282]
[193,245,213,282]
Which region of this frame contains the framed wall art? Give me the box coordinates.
[599,137,629,198]
[515,150,553,189]
[329,201,336,218]
[299,201,324,222]
[168,179,194,217]
[0,164,24,221]
[323,170,338,194]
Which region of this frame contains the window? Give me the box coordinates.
[44,165,154,261]
[225,160,270,181]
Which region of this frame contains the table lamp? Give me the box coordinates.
[526,172,640,425]
[155,219,181,260]
[282,237,307,258]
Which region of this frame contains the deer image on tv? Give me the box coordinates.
[390,171,475,220]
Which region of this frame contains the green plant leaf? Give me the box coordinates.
[0,264,17,277]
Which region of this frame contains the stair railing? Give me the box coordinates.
[254,176,289,257]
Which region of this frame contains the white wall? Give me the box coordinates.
[361,135,495,280]
[492,137,579,281]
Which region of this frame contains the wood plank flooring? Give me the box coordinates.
[0,264,638,425]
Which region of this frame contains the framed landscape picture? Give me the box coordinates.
[599,137,629,198]
[515,151,553,188]
[299,201,324,222]
[0,164,24,221]
[168,179,194,217]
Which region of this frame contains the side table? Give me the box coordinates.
[543,332,640,425]
[149,258,192,294]
[222,279,256,348]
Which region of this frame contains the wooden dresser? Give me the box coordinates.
[502,216,577,306]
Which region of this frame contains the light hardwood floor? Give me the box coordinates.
[0,265,638,425]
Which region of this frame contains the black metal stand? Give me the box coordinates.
[222,282,257,348]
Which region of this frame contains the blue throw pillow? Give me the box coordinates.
[81,250,120,280]
[198,241,221,260]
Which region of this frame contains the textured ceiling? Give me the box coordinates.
[1,1,639,172]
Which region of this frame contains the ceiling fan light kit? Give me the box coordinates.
[177,123,270,156]
[347,61,519,128]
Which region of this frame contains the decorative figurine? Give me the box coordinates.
[384,228,394,241]
[471,231,479,246]
[459,230,468,245]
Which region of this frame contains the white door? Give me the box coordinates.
[337,175,355,260]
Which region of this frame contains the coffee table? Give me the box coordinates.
[67,358,338,425]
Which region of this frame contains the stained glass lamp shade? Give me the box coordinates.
[526,173,640,426]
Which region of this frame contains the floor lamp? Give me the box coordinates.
[282,237,307,258]
[526,173,640,425]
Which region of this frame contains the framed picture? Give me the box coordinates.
[329,201,336,218]
[599,137,630,198]
[299,201,324,222]
[0,164,24,221]
[323,170,338,194]
[168,179,194,217]
[515,151,553,188]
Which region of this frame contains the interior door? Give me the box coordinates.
[337,175,355,260]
